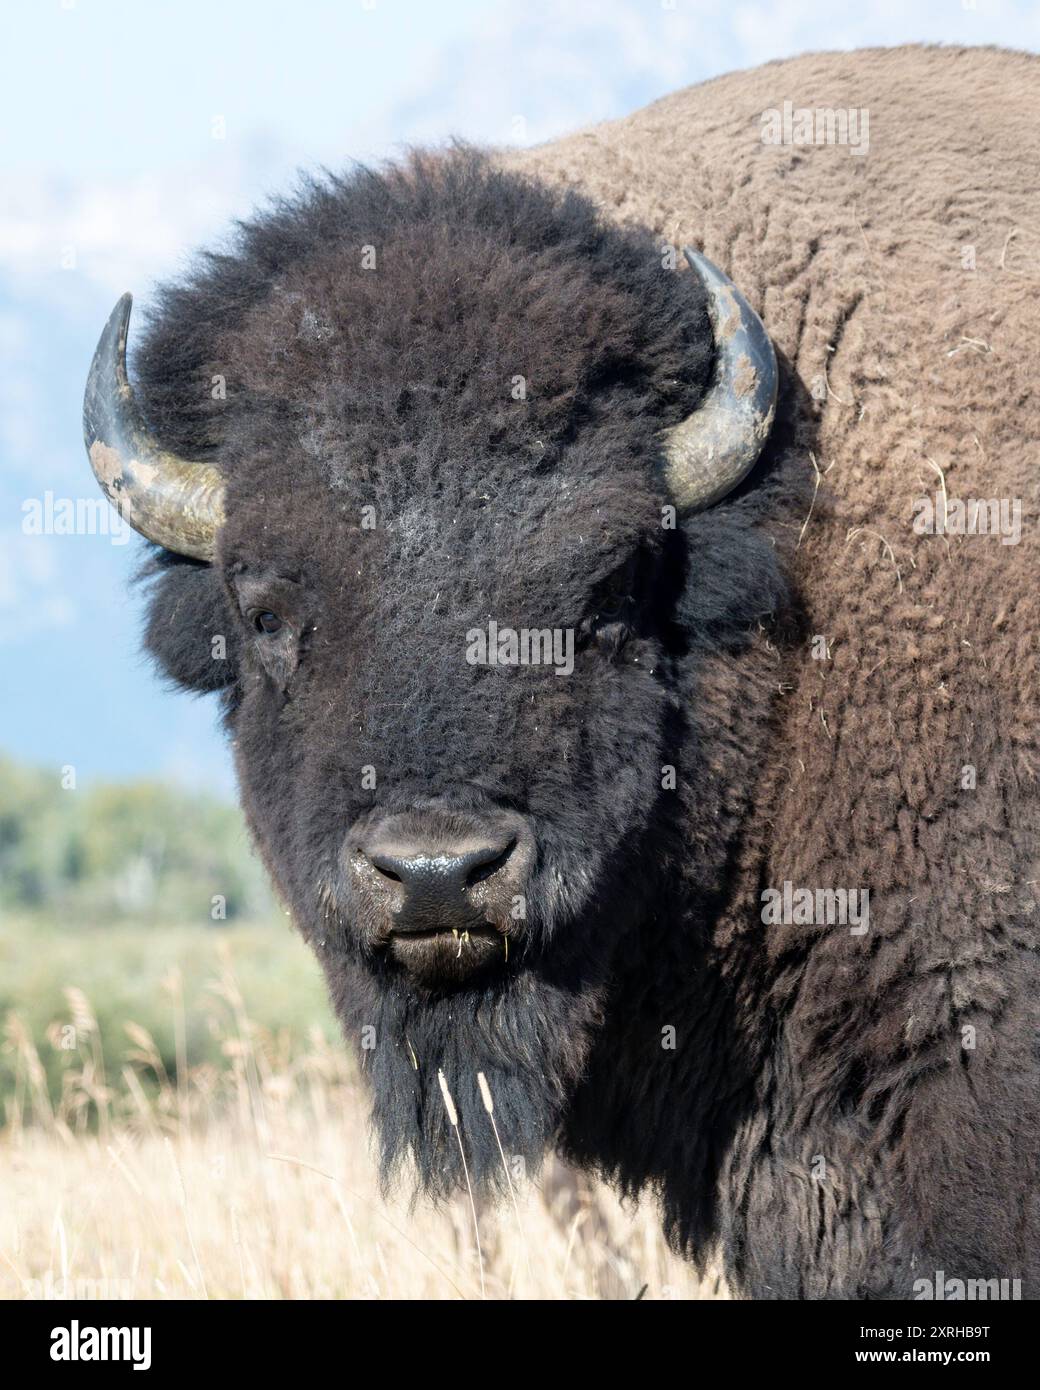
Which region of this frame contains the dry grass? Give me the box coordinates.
[0,961,723,1301]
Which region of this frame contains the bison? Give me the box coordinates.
[81,45,1039,1299]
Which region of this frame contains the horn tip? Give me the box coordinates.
[110,292,133,327]
[682,245,727,287]
[92,294,134,366]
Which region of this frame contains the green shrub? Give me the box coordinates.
[0,755,274,925]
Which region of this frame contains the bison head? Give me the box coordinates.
[82,151,785,1195]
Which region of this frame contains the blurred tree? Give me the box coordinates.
[0,756,273,926]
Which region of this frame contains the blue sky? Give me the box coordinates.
[3,0,1037,795]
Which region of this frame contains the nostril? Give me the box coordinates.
[368,852,405,883]
[466,838,517,888]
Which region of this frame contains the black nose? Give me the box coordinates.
[350,810,532,936]
[369,840,514,899]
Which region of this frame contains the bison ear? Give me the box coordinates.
[677,509,789,641]
[141,560,239,693]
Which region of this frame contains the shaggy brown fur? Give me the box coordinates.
[125,45,1039,1300]
[507,45,1040,1297]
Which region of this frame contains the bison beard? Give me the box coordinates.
[332,966,605,1197]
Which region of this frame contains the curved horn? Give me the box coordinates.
[83,294,225,560]
[664,248,778,512]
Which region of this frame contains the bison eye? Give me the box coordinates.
[253,610,283,636]
[593,582,632,625]
[595,595,628,623]
[591,558,639,627]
